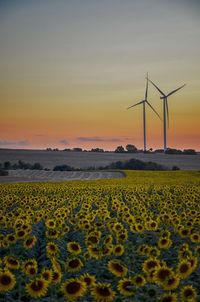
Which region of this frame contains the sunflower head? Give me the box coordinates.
[80,273,96,288]
[26,277,48,299]
[177,260,193,279]
[4,256,20,270]
[160,293,178,302]
[61,278,87,301]
[91,282,116,302]
[66,258,83,272]
[67,242,81,255]
[108,260,127,277]
[180,285,197,301]
[0,269,16,292]
[117,278,135,296]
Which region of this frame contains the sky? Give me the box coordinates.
[1,0,200,150]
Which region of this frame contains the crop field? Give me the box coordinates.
[0,171,200,302]
[1,149,200,170]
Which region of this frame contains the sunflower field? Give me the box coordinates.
[0,171,200,302]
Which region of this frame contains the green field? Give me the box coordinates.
[0,171,200,301]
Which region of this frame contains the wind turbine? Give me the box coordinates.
[127,73,161,152]
[148,78,186,152]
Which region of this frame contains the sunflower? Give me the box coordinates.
[22,259,38,274]
[142,258,160,274]
[149,247,161,258]
[177,260,193,279]
[26,277,48,298]
[86,234,100,245]
[190,233,200,243]
[46,242,59,257]
[91,282,116,302]
[189,256,198,272]
[61,278,87,301]
[104,235,113,245]
[117,230,128,242]
[107,260,127,277]
[133,274,146,287]
[16,229,28,240]
[24,235,37,249]
[25,265,37,277]
[4,256,20,270]
[0,269,16,292]
[147,220,158,231]
[88,245,101,259]
[180,285,197,301]
[66,258,83,272]
[158,237,172,249]
[113,244,125,256]
[6,234,16,244]
[51,270,62,284]
[162,273,180,290]
[80,273,96,288]
[153,266,173,285]
[117,278,135,296]
[102,245,113,256]
[41,268,53,284]
[67,242,82,255]
[160,293,178,302]
[46,219,56,229]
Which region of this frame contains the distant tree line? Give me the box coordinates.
[0,160,45,171]
[46,145,197,154]
[53,158,179,171]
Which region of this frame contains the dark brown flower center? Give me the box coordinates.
[112,263,124,273]
[0,275,11,285]
[69,259,80,268]
[84,277,91,286]
[71,244,79,251]
[184,288,193,297]
[8,259,18,265]
[180,264,189,273]
[122,281,132,291]
[26,238,34,245]
[146,261,157,269]
[158,269,171,281]
[30,280,44,292]
[96,286,110,297]
[66,281,81,294]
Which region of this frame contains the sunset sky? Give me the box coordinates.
[1,0,200,150]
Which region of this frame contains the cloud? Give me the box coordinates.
[0,139,30,146]
[76,136,126,143]
[59,139,69,145]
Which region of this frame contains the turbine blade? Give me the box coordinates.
[148,78,166,96]
[127,100,144,110]
[146,100,162,120]
[166,84,186,97]
[166,99,169,128]
[145,72,148,100]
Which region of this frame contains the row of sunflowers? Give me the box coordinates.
[0,171,200,301]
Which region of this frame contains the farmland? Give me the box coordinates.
[0,171,200,301]
[0,149,200,171]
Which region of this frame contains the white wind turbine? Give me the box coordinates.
[127,73,161,152]
[148,78,186,152]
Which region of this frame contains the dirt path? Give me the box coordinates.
[0,170,124,183]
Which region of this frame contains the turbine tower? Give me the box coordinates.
[127,73,161,152]
[148,78,186,152]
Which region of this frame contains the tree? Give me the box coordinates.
[73,148,82,152]
[115,146,125,153]
[126,144,138,153]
